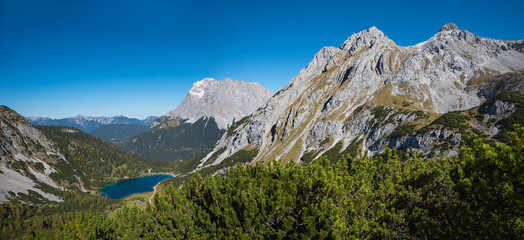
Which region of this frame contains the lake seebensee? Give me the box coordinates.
[100,174,173,199]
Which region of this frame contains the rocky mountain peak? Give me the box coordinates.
[188,78,217,98]
[195,24,524,169]
[366,26,385,36]
[166,78,272,129]
[340,26,392,54]
[439,22,459,32]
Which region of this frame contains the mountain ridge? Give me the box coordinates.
[195,23,524,169]
[27,115,158,133]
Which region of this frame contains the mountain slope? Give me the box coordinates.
[127,78,271,162]
[196,23,524,171]
[38,126,175,188]
[123,117,225,161]
[89,124,147,145]
[1,106,69,203]
[160,78,272,129]
[0,105,173,203]
[27,115,158,132]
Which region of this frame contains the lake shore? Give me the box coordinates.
[100,174,174,199]
[148,182,160,204]
[147,170,176,177]
[99,171,176,191]
[148,172,177,204]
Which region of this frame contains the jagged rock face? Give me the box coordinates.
[478,99,518,135]
[479,100,516,116]
[165,78,273,130]
[390,23,524,113]
[199,23,524,167]
[0,106,65,202]
[27,115,158,132]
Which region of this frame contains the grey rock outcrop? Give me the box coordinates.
[478,99,518,135]
[1,106,66,202]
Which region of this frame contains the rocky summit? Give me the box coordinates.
[163,78,273,130]
[196,23,524,169]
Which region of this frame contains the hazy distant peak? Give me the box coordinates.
[26,115,156,132]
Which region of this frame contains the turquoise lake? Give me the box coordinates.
[99,174,173,199]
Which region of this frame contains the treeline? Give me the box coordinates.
[1,191,119,240]
[37,126,177,188]
[27,127,523,239]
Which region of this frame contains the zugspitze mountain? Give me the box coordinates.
[165,78,273,129]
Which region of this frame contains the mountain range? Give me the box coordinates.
[1,23,524,239]
[27,115,158,133]
[3,23,524,201]
[192,23,524,171]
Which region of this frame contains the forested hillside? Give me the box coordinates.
[89,124,147,145]
[1,191,119,239]
[18,127,523,239]
[37,126,176,189]
[0,124,178,240]
[123,117,225,161]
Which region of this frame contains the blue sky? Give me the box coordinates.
[1,0,523,119]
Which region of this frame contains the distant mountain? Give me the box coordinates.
[190,23,524,173]
[156,78,272,130]
[123,117,225,162]
[142,116,160,126]
[27,115,158,132]
[89,124,148,145]
[127,78,272,162]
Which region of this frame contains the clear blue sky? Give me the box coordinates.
[1,0,523,119]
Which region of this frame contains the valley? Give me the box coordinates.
[1,23,523,239]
